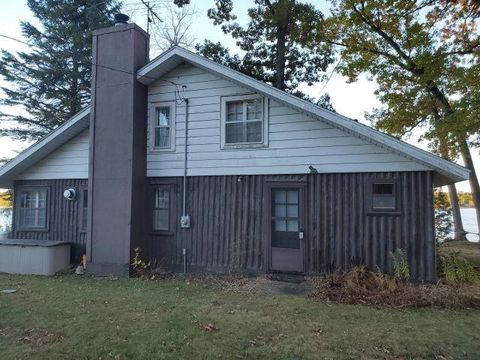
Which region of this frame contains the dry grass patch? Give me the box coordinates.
[310,266,480,309]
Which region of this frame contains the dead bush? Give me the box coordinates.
[310,266,480,309]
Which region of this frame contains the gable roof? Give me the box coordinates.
[0,46,469,188]
[138,46,469,186]
[0,107,90,187]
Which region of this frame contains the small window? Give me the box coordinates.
[149,102,175,152]
[80,189,88,232]
[154,107,171,148]
[221,95,268,148]
[17,188,47,229]
[372,183,396,210]
[153,187,170,231]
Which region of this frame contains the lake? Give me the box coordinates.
[461,207,479,242]
[0,207,478,241]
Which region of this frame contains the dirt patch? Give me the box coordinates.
[309,266,480,309]
[16,328,64,347]
[0,327,64,348]
[174,273,312,296]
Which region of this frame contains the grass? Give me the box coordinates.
[439,241,480,267]
[0,274,479,359]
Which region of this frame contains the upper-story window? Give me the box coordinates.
[17,187,48,230]
[149,102,175,151]
[221,94,268,148]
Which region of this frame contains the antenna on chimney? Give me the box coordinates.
[139,0,163,34]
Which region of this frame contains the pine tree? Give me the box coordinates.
[0,0,121,141]
[197,0,334,104]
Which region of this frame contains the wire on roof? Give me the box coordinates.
[0,32,187,89]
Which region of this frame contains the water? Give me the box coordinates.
[0,207,477,241]
[0,208,12,239]
[460,208,479,242]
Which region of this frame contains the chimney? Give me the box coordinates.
[87,18,149,276]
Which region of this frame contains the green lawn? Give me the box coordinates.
[439,241,480,267]
[0,274,479,360]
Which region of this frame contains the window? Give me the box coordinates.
[372,183,395,210]
[221,95,268,148]
[17,188,47,229]
[367,179,399,214]
[153,186,170,231]
[273,189,299,233]
[80,189,88,232]
[149,102,175,151]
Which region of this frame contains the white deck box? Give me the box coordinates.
[0,239,70,275]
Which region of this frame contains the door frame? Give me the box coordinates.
[264,181,307,273]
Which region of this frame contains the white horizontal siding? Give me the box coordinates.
[18,130,89,180]
[147,63,429,177]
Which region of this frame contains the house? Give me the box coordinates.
[0,19,469,281]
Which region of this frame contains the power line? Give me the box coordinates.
[0,33,187,92]
[0,33,29,46]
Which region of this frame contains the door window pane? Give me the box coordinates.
[275,204,286,217]
[286,204,298,217]
[274,190,286,204]
[273,189,299,233]
[287,220,299,232]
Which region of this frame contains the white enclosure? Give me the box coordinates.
[0,239,70,275]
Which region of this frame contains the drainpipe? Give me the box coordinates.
[181,98,189,274]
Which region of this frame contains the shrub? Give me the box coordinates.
[434,189,453,243]
[440,252,479,284]
[131,247,150,278]
[390,248,410,281]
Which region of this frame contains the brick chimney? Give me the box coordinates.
[87,19,149,275]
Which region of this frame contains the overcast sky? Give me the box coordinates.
[0,0,477,191]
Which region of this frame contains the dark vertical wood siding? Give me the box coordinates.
[11,172,435,281]
[146,171,436,281]
[12,179,88,264]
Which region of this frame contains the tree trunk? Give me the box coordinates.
[426,83,480,236]
[275,23,287,90]
[448,183,467,241]
[439,146,466,241]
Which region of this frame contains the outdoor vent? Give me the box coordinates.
[114,13,130,26]
[63,188,76,201]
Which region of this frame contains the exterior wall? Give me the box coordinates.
[18,130,89,180]
[146,171,436,281]
[146,64,429,177]
[11,179,87,264]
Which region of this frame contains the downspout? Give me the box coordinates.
[182,98,189,274]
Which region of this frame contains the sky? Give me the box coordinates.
[0,0,478,191]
